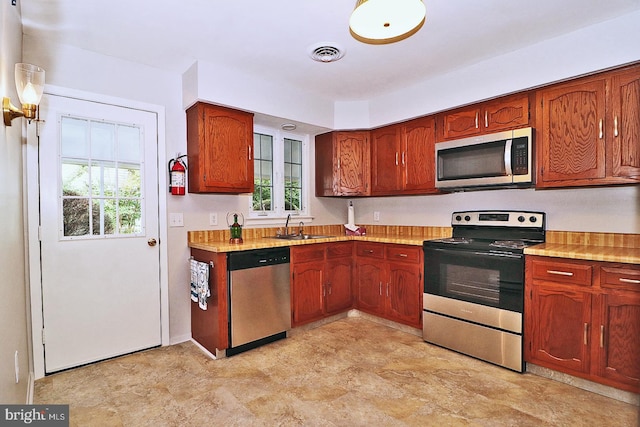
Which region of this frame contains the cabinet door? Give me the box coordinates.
[386,261,422,328]
[187,103,254,193]
[291,261,325,326]
[529,285,592,375]
[335,131,370,196]
[355,257,385,315]
[325,258,353,314]
[370,125,402,195]
[482,94,530,133]
[440,106,482,140]
[537,79,607,186]
[609,67,640,179]
[594,291,640,392]
[314,132,336,197]
[402,116,437,193]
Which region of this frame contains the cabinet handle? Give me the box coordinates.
[337,158,341,170]
[600,325,604,348]
[396,253,408,258]
[386,283,390,297]
[619,278,640,284]
[323,284,326,297]
[327,283,332,295]
[379,282,382,296]
[402,152,406,165]
[248,145,252,160]
[365,249,374,254]
[599,119,603,139]
[484,111,488,128]
[547,270,574,277]
[475,112,479,129]
[584,323,588,345]
[614,115,619,137]
[395,152,399,166]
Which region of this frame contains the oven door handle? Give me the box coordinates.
[473,251,522,259]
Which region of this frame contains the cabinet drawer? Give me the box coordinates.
[601,266,640,292]
[385,245,421,263]
[326,242,353,259]
[355,242,384,259]
[291,244,325,263]
[531,259,593,286]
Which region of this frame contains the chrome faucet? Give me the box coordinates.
[285,214,291,236]
[298,221,304,236]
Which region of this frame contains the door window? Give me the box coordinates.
[59,116,144,238]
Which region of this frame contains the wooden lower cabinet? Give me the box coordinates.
[290,242,353,327]
[525,256,640,393]
[355,242,423,328]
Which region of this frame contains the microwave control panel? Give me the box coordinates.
[512,137,529,175]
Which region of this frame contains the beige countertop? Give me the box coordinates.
[523,231,640,264]
[189,226,640,264]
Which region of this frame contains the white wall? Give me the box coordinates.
[368,10,640,126]
[351,186,640,233]
[0,0,31,404]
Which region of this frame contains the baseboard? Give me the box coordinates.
[169,333,192,345]
[189,338,217,360]
[526,363,640,406]
[26,371,35,404]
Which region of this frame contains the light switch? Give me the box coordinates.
[209,212,218,226]
[169,212,184,227]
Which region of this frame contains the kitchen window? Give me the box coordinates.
[249,125,309,221]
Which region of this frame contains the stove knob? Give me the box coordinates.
[464,215,471,222]
[455,215,462,221]
[518,216,525,223]
[529,216,538,223]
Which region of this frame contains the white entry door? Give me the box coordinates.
[38,94,161,373]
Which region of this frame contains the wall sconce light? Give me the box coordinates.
[3,63,46,126]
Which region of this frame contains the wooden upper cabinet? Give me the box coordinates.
[402,116,437,193]
[370,116,437,196]
[438,93,530,140]
[371,125,402,195]
[537,78,607,185]
[186,102,254,193]
[609,66,640,179]
[315,131,370,196]
[536,64,640,188]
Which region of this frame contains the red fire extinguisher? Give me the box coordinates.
[168,155,187,195]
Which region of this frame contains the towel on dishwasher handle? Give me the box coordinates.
[197,261,210,310]
[190,259,211,310]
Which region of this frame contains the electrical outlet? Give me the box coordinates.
[209,212,218,226]
[169,212,184,227]
[373,211,381,222]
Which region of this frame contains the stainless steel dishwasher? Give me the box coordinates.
[226,247,291,356]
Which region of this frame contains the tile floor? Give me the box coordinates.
[34,317,639,426]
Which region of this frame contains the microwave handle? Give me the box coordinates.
[504,139,513,176]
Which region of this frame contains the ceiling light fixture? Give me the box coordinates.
[3,63,46,126]
[281,123,297,131]
[349,0,426,45]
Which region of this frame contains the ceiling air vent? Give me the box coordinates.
[308,43,345,63]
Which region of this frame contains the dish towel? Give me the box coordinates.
[190,259,211,310]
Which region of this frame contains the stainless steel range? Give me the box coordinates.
[423,210,545,372]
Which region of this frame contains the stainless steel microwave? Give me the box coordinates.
[435,127,533,190]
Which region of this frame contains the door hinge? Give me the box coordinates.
[38,225,42,241]
[41,329,45,345]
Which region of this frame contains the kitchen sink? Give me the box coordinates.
[270,234,334,240]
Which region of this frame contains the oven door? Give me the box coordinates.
[424,246,524,313]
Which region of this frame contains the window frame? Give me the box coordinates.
[248,125,311,224]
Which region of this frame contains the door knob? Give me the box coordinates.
[148,238,157,247]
